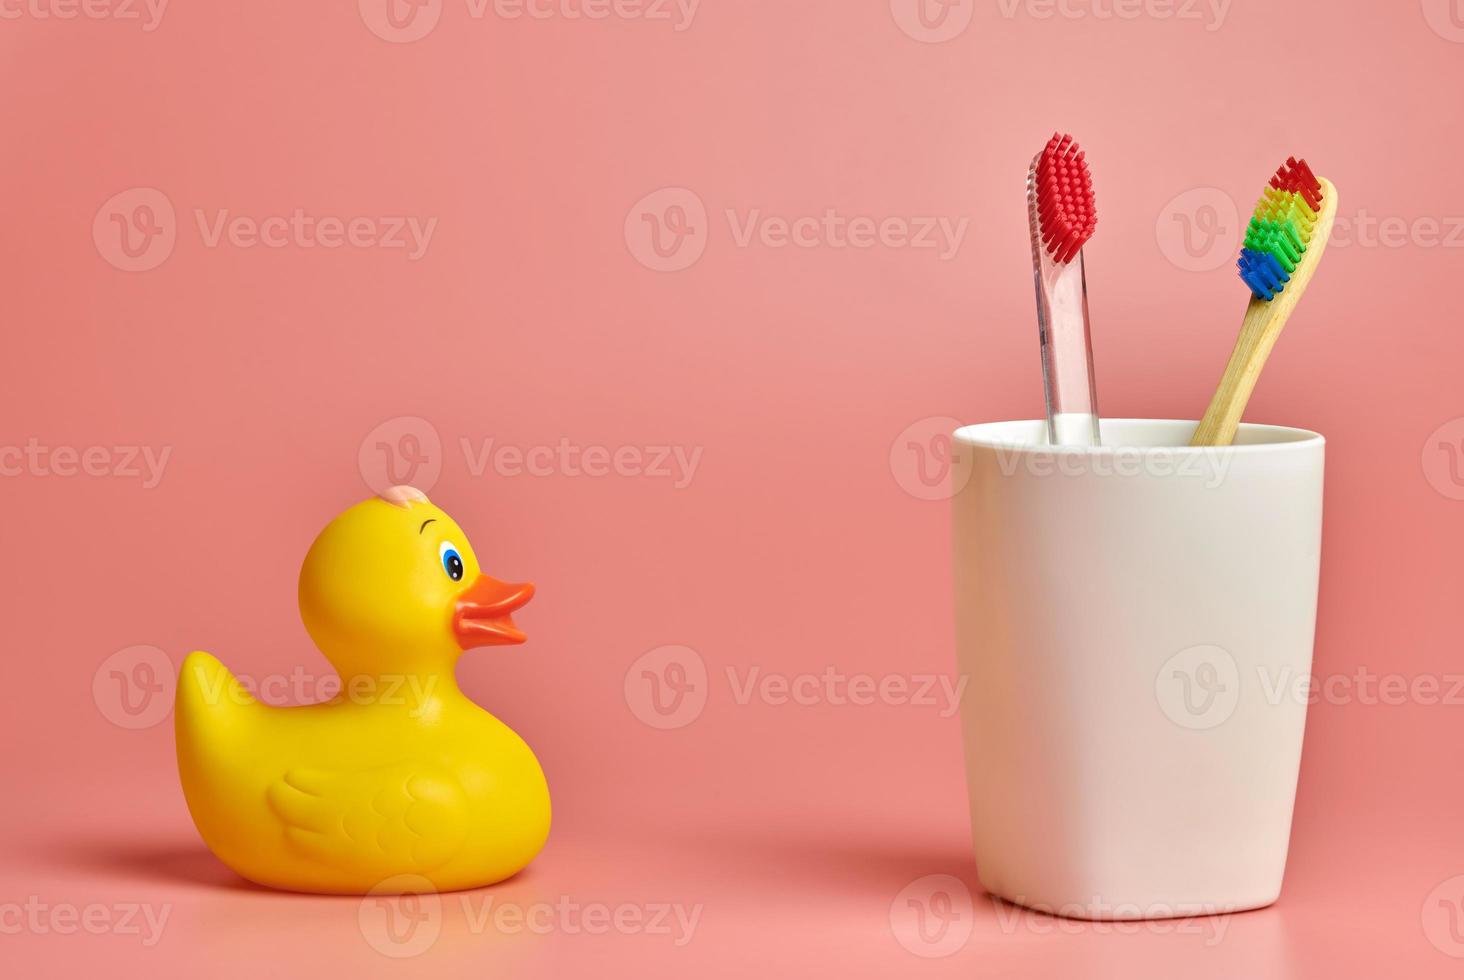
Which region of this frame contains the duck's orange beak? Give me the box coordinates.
[453,575,535,648]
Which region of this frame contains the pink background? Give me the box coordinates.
[4,1,1464,975]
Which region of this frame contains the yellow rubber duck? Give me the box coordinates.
[175,485,550,894]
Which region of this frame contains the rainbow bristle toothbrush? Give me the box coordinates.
[1191,158,1338,446]
[1028,133,1100,446]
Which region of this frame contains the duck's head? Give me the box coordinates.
[298,486,535,676]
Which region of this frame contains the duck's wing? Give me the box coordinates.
[266,764,469,876]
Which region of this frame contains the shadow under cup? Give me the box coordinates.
[950,419,1324,919]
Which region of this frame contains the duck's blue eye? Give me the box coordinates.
[438,542,464,581]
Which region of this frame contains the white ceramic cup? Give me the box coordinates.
[951,418,1324,919]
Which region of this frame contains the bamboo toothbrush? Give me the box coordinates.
[1029,133,1101,446]
[1191,158,1338,446]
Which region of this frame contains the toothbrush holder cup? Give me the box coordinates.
[951,418,1324,919]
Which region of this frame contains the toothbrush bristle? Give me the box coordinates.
[1239,157,1324,301]
[1034,132,1096,264]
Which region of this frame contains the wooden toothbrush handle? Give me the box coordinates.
[1190,299,1281,447]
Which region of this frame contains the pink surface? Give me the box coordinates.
[4,1,1464,976]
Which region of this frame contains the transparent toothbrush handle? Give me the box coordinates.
[1033,249,1101,446]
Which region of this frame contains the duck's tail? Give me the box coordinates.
[175,652,270,876]
[175,651,261,749]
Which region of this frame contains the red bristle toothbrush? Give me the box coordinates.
[1028,133,1101,446]
[1191,158,1338,446]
